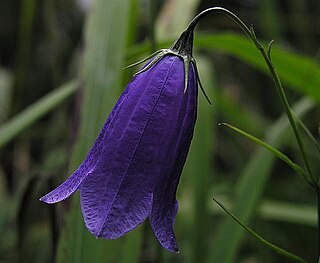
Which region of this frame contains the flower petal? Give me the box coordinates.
[148,59,198,253]
[40,80,133,204]
[79,56,179,238]
[80,170,153,238]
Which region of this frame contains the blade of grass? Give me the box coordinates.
[208,97,315,263]
[55,1,140,262]
[212,197,308,263]
[214,90,269,136]
[118,231,143,263]
[258,0,283,39]
[0,69,13,123]
[259,200,316,226]
[293,113,320,156]
[184,57,216,263]
[194,33,320,102]
[0,80,77,150]
[13,0,36,113]
[208,196,317,227]
[220,122,306,180]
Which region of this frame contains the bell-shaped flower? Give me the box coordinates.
[40,13,212,252]
[40,55,198,252]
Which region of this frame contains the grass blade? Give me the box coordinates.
[55,0,139,262]
[185,57,216,263]
[0,81,77,149]
[194,33,320,102]
[208,97,315,263]
[220,122,307,180]
[210,197,317,226]
[212,197,308,263]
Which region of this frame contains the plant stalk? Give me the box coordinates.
[183,6,314,185]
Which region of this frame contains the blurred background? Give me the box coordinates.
[0,0,320,262]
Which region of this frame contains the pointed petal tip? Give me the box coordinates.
[162,241,180,253]
[39,188,73,204]
[153,231,180,253]
[38,194,58,204]
[39,196,52,204]
[170,247,180,254]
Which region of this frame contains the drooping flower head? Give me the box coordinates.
[40,9,211,253]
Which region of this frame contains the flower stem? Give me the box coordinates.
[185,5,318,261]
[213,197,308,263]
[255,45,315,185]
[184,6,315,185]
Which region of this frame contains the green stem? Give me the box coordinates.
[213,197,308,263]
[220,122,307,181]
[185,6,318,258]
[185,6,314,185]
[256,46,315,184]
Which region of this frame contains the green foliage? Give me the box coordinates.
[0,1,319,263]
[209,98,315,263]
[195,33,320,102]
[212,197,307,263]
[0,81,76,149]
[56,0,140,262]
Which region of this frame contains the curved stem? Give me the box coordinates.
[185,6,315,185]
[187,7,252,40]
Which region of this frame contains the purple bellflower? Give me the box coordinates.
[40,11,211,253]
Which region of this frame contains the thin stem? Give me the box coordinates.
[186,7,252,39]
[184,5,317,260]
[183,6,315,185]
[213,197,308,263]
[220,122,308,182]
[317,188,320,259]
[257,47,315,184]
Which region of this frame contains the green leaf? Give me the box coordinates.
[259,199,316,226]
[210,196,317,227]
[194,33,320,102]
[212,197,308,263]
[0,69,13,123]
[0,81,77,149]
[208,97,315,263]
[258,0,283,39]
[220,122,307,180]
[55,1,142,263]
[184,57,216,262]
